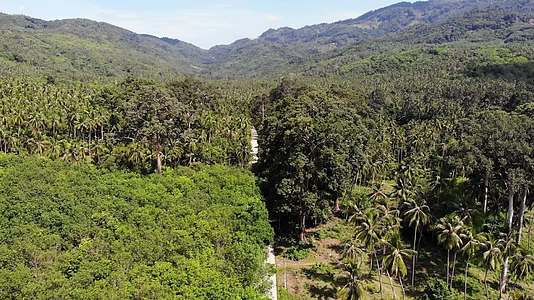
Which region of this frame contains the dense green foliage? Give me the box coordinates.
[0,0,533,298]
[0,14,206,81]
[255,58,534,298]
[256,80,382,239]
[0,155,273,299]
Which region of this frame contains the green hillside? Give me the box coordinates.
[0,14,209,81]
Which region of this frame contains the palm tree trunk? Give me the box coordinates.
[529,224,532,249]
[411,222,418,287]
[299,213,306,242]
[375,254,384,299]
[446,249,450,288]
[499,255,510,297]
[464,260,469,300]
[369,251,374,276]
[483,174,489,214]
[451,251,457,289]
[386,269,397,300]
[518,187,528,244]
[484,268,489,300]
[506,188,515,232]
[398,274,405,300]
[499,185,515,298]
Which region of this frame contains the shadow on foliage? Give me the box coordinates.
[327,243,345,255]
[466,62,534,85]
[308,284,337,300]
[274,237,315,261]
[304,264,336,283]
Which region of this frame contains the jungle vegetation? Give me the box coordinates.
[0,0,533,299]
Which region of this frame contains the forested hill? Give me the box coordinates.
[209,0,534,77]
[0,0,533,80]
[0,14,210,80]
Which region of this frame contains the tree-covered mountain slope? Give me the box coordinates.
[205,0,534,77]
[0,0,533,79]
[0,13,209,80]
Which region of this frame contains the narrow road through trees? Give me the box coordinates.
[251,127,277,300]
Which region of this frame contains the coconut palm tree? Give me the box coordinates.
[369,182,389,203]
[338,260,366,300]
[435,216,464,288]
[480,235,503,299]
[517,187,529,244]
[351,208,384,269]
[383,235,415,300]
[510,248,534,283]
[449,218,469,289]
[525,210,533,250]
[402,199,430,287]
[342,240,367,268]
[498,234,517,298]
[392,177,413,203]
[376,203,401,241]
[351,207,386,297]
[459,230,480,300]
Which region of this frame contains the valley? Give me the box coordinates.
[0,0,533,299]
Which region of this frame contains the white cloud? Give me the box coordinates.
[123,9,283,48]
[0,0,285,48]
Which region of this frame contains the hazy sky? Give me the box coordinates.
[0,0,419,49]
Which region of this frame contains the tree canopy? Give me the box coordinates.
[0,155,273,299]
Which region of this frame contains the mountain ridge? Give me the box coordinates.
[0,0,532,79]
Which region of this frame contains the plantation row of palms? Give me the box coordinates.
[338,183,534,300]
[0,77,254,172]
[253,79,533,298]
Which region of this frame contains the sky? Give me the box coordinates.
[0,0,419,49]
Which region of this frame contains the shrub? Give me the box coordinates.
[420,278,461,300]
[305,263,336,281]
[278,288,300,300]
[283,243,314,261]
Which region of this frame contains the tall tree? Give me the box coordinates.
[459,230,480,300]
[338,261,366,300]
[498,234,517,298]
[122,79,178,173]
[351,207,386,296]
[481,235,503,299]
[517,187,530,244]
[435,216,464,289]
[257,79,365,241]
[383,235,415,300]
[402,199,430,287]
